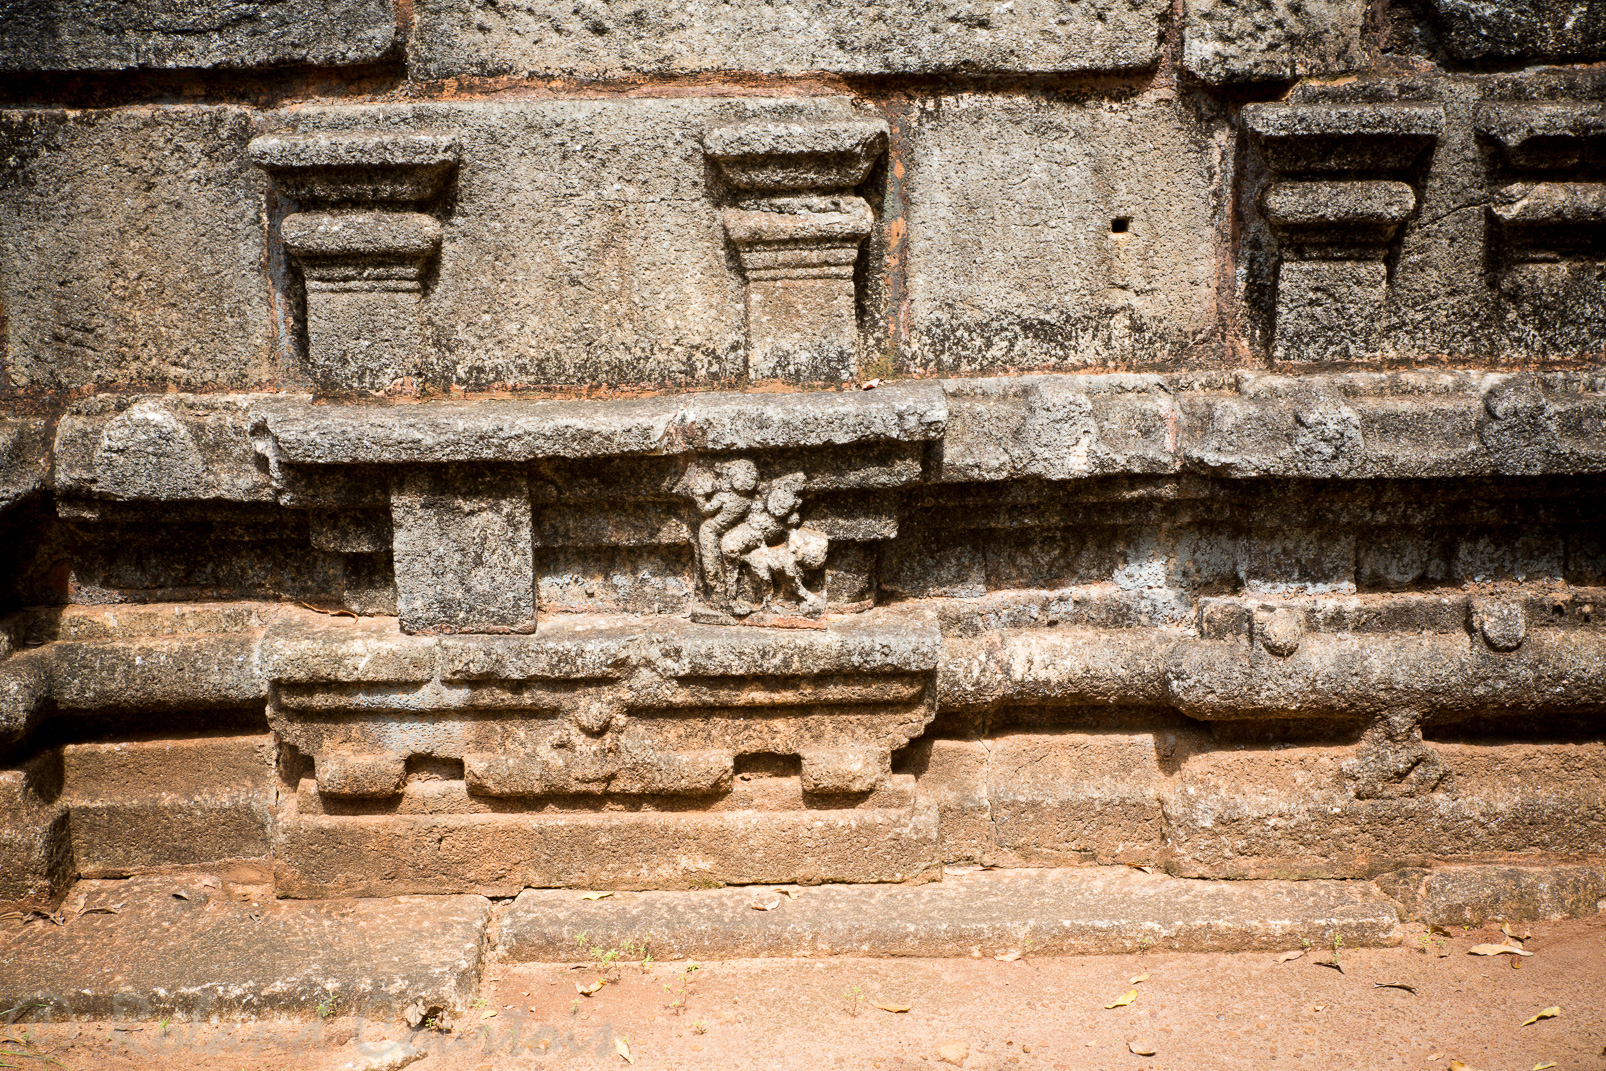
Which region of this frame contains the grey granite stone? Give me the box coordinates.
[391,467,536,634]
[0,0,398,71]
[1182,0,1373,84]
[0,107,278,392]
[1426,0,1606,60]
[902,92,1222,374]
[408,0,1165,80]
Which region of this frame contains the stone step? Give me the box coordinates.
[0,874,489,1021]
[499,866,1404,961]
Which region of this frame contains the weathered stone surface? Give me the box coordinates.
[391,467,535,634]
[408,0,1166,80]
[0,417,49,514]
[902,93,1221,374]
[986,732,1165,866]
[273,781,940,896]
[252,382,946,465]
[62,736,275,876]
[498,866,1401,959]
[1164,740,1606,879]
[0,0,398,71]
[0,875,489,1019]
[1377,864,1606,925]
[49,634,266,710]
[0,107,277,392]
[255,98,873,392]
[53,395,275,503]
[0,751,70,908]
[1426,0,1606,60]
[1182,0,1372,84]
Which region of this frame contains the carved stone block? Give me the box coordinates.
[706,120,888,383]
[391,468,535,635]
[249,133,461,394]
[1245,103,1443,363]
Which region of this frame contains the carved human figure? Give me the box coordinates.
[684,459,759,603]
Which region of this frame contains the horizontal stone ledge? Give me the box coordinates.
[33,372,1606,510]
[261,604,942,684]
[942,625,1606,719]
[8,599,1606,732]
[0,874,489,1021]
[498,866,1403,959]
[250,382,948,465]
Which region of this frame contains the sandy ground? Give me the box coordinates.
[7,916,1604,1071]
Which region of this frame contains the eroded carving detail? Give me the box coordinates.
[680,459,830,620]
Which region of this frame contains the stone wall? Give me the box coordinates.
[1,0,1604,918]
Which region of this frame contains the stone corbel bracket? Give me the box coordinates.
[703,119,889,384]
[1477,103,1606,262]
[247,132,461,394]
[1243,103,1443,363]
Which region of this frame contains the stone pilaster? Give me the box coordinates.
[703,120,888,383]
[1243,103,1442,363]
[248,132,460,393]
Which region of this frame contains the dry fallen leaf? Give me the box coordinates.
[1501,922,1532,941]
[1374,982,1417,993]
[1534,1063,1556,1069]
[481,1010,497,1020]
[1521,1006,1560,1027]
[1448,1061,1481,1071]
[1105,990,1137,1009]
[995,951,1022,962]
[576,980,605,996]
[1128,1038,1157,1056]
[1129,973,1150,984]
[1469,943,1532,957]
[750,899,781,911]
[872,1002,911,1013]
[578,891,613,901]
[615,1037,633,1064]
[1278,950,1305,963]
[774,888,802,899]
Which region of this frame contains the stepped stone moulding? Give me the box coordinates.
[1480,104,1606,260]
[248,132,462,394]
[705,120,889,383]
[1244,103,1443,363]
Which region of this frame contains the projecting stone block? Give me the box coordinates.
[391,468,535,634]
[53,395,274,504]
[0,108,276,392]
[409,0,1165,80]
[0,0,398,71]
[902,93,1219,374]
[1182,0,1372,83]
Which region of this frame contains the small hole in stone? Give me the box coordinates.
[1111,217,1131,233]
